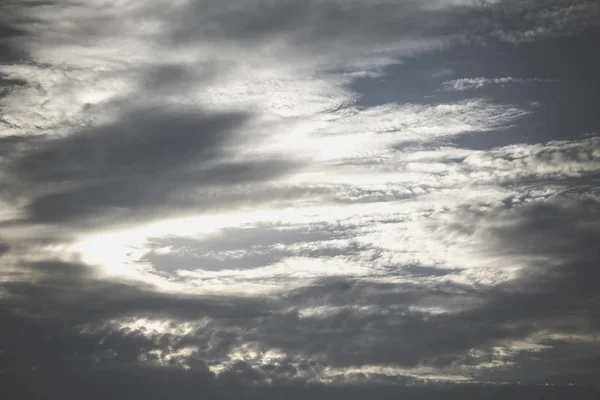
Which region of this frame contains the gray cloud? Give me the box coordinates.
[480,0,600,44]
[431,194,600,374]
[14,107,247,182]
[2,366,598,400]
[2,193,600,388]
[2,0,600,397]
[167,0,469,49]
[192,194,600,382]
[3,106,300,227]
[0,241,9,256]
[165,0,600,56]
[2,195,600,394]
[0,0,33,63]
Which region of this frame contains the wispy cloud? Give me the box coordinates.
[442,77,558,91]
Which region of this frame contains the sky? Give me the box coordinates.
[1,0,599,398]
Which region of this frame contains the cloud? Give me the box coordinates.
[1,0,600,397]
[2,106,303,227]
[432,193,600,381]
[14,107,248,182]
[3,190,600,387]
[480,0,600,44]
[2,366,599,399]
[442,77,558,91]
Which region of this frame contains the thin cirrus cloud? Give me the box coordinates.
[441,77,558,91]
[1,1,600,399]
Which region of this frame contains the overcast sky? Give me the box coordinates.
[1,1,600,398]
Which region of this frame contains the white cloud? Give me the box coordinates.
[442,77,558,91]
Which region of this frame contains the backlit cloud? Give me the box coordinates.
[1,1,600,398]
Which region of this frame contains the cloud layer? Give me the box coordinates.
[1,0,600,398]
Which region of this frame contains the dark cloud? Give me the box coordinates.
[0,258,477,377]
[433,194,600,381]
[0,241,9,255]
[167,0,469,50]
[480,0,600,43]
[22,158,297,226]
[0,1,59,64]
[1,198,599,394]
[15,107,248,182]
[3,106,300,227]
[2,256,600,398]
[141,62,224,94]
[0,8,28,63]
[485,196,600,326]
[3,194,600,387]
[1,0,600,397]
[0,260,271,377]
[0,260,273,323]
[165,0,600,59]
[222,194,600,382]
[478,339,600,387]
[2,368,598,400]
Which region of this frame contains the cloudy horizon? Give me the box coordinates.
[1,1,599,398]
